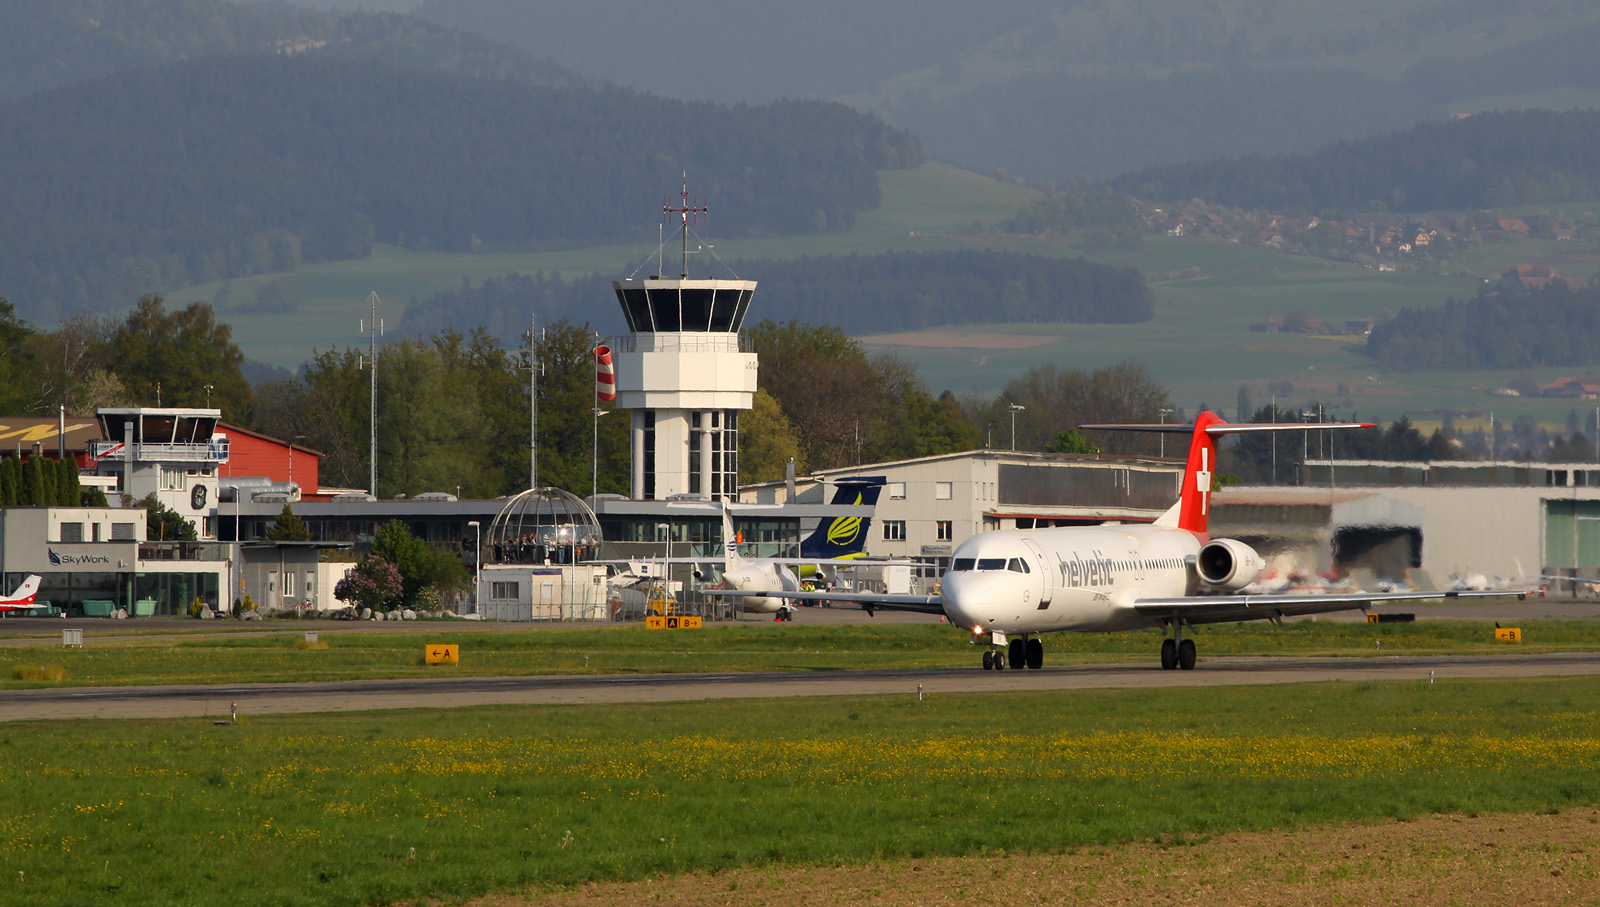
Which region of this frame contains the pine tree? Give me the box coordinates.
[21,456,45,506]
[0,457,15,507]
[57,457,81,506]
[265,504,311,541]
[38,456,57,505]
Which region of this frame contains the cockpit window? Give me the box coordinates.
[951,558,975,572]
[977,558,1007,571]
[1007,558,1030,573]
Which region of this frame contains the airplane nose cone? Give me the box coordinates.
[940,575,989,629]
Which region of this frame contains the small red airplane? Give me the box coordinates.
[0,575,45,613]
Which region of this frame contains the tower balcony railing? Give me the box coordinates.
[610,334,750,354]
[90,439,230,463]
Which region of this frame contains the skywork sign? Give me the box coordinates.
[48,549,111,567]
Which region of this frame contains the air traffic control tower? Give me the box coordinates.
[611,181,757,502]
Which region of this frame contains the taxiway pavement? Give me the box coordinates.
[4,652,1598,722]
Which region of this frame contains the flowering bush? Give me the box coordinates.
[334,556,404,612]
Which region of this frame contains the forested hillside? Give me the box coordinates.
[417,1,1600,181]
[1366,283,1600,372]
[1111,110,1600,213]
[0,0,580,101]
[0,55,921,324]
[396,251,1153,344]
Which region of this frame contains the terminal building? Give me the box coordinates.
[0,409,349,616]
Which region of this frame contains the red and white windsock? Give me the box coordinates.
[594,346,616,401]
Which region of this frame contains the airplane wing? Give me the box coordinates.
[1129,589,1530,626]
[702,588,946,615]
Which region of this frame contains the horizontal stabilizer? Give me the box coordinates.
[1081,421,1373,434]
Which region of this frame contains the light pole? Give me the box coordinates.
[466,520,481,609]
[1008,403,1026,450]
[985,421,996,449]
[657,521,671,613]
[1301,410,1314,485]
[203,384,214,408]
[1158,407,1174,457]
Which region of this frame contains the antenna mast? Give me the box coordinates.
[525,313,544,491]
[662,172,707,279]
[359,291,383,498]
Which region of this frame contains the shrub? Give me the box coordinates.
[11,665,67,682]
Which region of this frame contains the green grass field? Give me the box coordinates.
[4,676,1598,906]
[4,619,1598,689]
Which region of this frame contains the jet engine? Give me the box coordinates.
[1195,538,1266,591]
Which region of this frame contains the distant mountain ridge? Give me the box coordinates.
[1108,109,1600,213]
[0,54,921,324]
[0,0,582,102]
[415,0,1600,182]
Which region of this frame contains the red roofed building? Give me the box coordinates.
[214,424,324,497]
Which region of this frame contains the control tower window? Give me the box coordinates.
[642,411,656,499]
[681,288,714,331]
[646,288,682,332]
[617,288,651,332]
[730,289,753,330]
[708,289,742,332]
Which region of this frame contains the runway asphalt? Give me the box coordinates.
[4,651,1598,722]
[4,599,1597,722]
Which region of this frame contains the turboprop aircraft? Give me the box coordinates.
[708,412,1531,668]
[0,575,45,613]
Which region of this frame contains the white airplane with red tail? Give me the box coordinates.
[0,575,45,614]
[710,412,1530,669]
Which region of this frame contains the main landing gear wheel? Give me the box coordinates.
[1178,638,1196,670]
[1025,637,1043,670]
[982,650,995,671]
[1009,638,1027,672]
[1160,638,1178,670]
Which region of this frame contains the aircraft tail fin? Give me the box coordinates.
[2,574,41,605]
[798,476,884,559]
[1084,415,1373,538]
[721,504,747,571]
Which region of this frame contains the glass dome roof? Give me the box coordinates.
[485,487,602,566]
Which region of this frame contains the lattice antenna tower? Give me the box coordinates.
[663,171,708,279]
[358,290,383,497]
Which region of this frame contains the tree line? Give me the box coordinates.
[399,250,1155,345]
[0,53,922,324]
[1111,110,1600,214]
[1365,282,1600,372]
[0,455,85,507]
